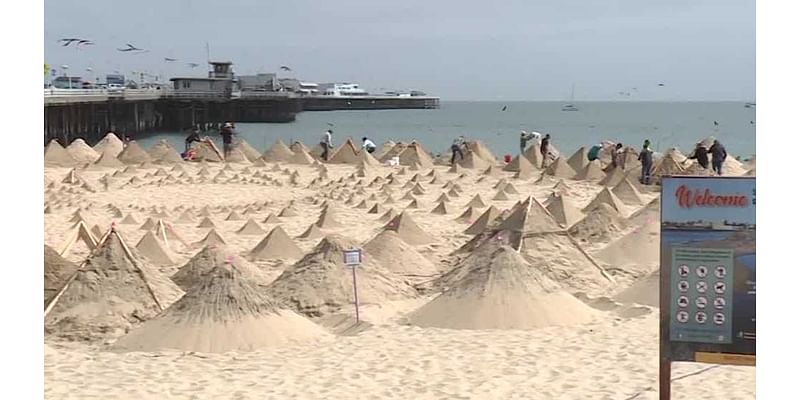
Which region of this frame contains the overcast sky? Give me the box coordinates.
[44,0,755,101]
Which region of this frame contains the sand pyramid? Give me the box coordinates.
[288,146,316,165]
[89,145,126,169]
[408,245,596,330]
[566,147,589,172]
[249,226,304,260]
[598,166,627,187]
[262,213,281,224]
[596,218,660,268]
[44,245,78,308]
[503,154,534,173]
[430,201,450,215]
[175,210,195,224]
[114,264,328,353]
[120,214,139,225]
[197,217,216,228]
[225,211,244,221]
[44,140,78,167]
[545,194,585,229]
[236,218,266,235]
[67,139,99,164]
[464,206,501,235]
[315,209,341,229]
[193,141,224,162]
[139,217,157,230]
[544,157,577,179]
[613,271,659,307]
[225,148,252,164]
[367,203,384,214]
[327,138,361,164]
[61,168,84,185]
[44,229,183,341]
[495,196,563,234]
[57,221,98,257]
[378,208,398,222]
[568,203,628,245]
[117,142,152,165]
[152,220,188,249]
[458,151,491,169]
[261,139,295,163]
[492,189,510,201]
[652,155,685,180]
[583,187,627,214]
[465,140,497,163]
[465,194,487,208]
[575,160,606,181]
[297,223,324,239]
[148,140,182,164]
[454,206,482,224]
[193,229,228,248]
[92,133,124,157]
[233,140,262,162]
[136,231,176,265]
[612,178,646,206]
[384,212,435,245]
[172,245,267,291]
[265,235,416,316]
[396,143,435,168]
[363,230,438,279]
[289,141,311,154]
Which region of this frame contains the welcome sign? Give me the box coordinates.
[659,176,756,398]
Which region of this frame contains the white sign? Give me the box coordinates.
[343,249,362,266]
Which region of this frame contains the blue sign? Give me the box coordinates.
[660,176,755,365]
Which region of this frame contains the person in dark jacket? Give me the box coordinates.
[687,142,710,169]
[450,136,466,165]
[540,134,551,168]
[185,128,202,153]
[708,139,727,175]
[638,139,653,185]
[220,122,235,158]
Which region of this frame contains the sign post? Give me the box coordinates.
[659,176,756,399]
[343,248,363,323]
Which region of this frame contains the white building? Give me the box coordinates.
[320,83,368,96]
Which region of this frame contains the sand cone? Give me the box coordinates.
[378,208,398,222]
[225,211,244,221]
[44,245,78,308]
[45,228,183,341]
[148,140,182,164]
[364,231,438,279]
[409,245,596,330]
[612,178,645,206]
[113,263,328,353]
[575,160,606,181]
[458,151,491,169]
[92,133,124,157]
[57,221,98,257]
[136,231,176,265]
[265,235,416,316]
[297,223,324,239]
[384,212,435,245]
[171,245,266,291]
[430,201,449,214]
[44,139,78,167]
[465,194,487,208]
[492,189,510,201]
[197,217,216,228]
[279,207,298,217]
[583,187,627,214]
[568,203,628,244]
[523,145,544,169]
[455,206,482,224]
[566,146,589,172]
[236,218,266,235]
[503,154,534,173]
[544,157,577,179]
[262,213,281,224]
[67,138,99,164]
[249,226,304,260]
[193,229,228,248]
[117,142,152,165]
[120,214,139,225]
[545,194,585,229]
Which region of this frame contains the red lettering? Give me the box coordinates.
[674,185,749,209]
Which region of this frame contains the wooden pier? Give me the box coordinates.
[43,89,439,145]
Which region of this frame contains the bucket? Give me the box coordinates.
[503,154,512,163]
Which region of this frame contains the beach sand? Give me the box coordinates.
[43,142,755,399]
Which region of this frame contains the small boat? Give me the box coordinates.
[744,102,756,108]
[562,84,579,112]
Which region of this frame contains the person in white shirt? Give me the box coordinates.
[320,130,333,161]
[361,137,377,153]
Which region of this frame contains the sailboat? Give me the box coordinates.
[561,84,579,112]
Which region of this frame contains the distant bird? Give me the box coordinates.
[58,38,90,47]
[280,65,292,71]
[187,62,200,68]
[750,121,754,125]
[164,57,178,62]
[714,121,719,126]
[658,83,665,87]
[501,105,507,111]
[77,39,94,46]
[326,122,334,127]
[117,43,145,52]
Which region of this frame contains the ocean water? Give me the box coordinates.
[135,101,756,158]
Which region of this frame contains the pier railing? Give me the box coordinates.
[44,88,169,104]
